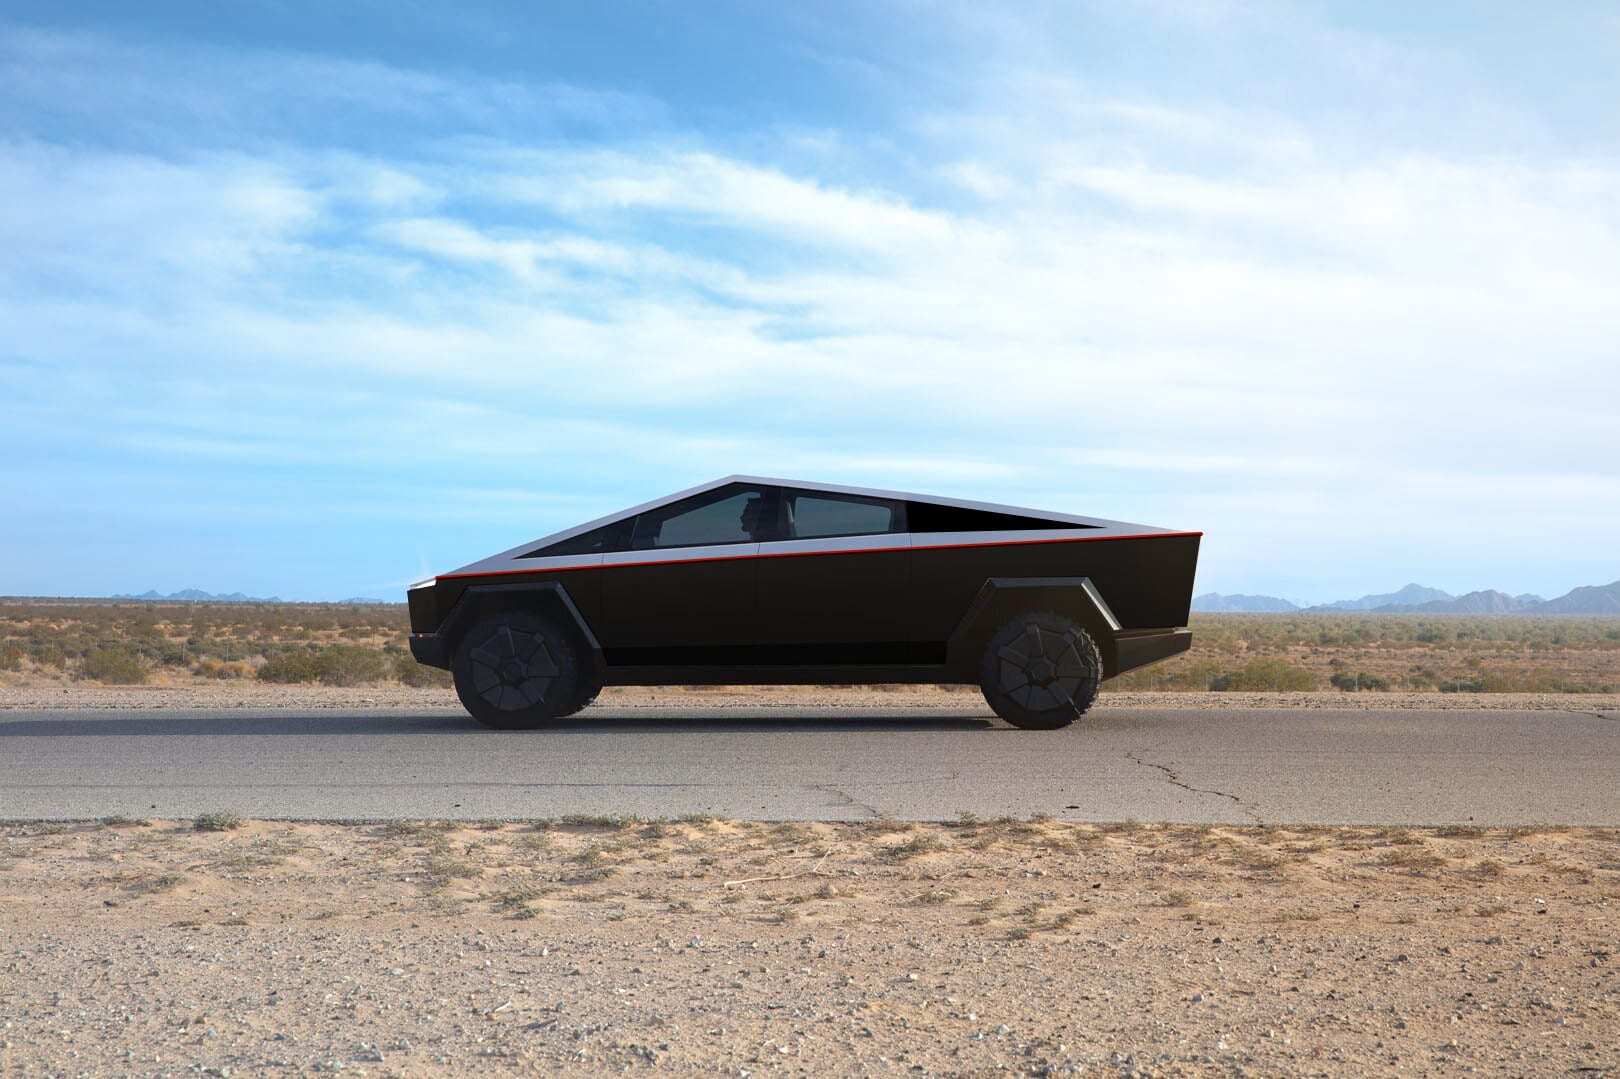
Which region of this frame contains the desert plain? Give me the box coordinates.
[2,601,1618,1075]
[2,814,1617,1077]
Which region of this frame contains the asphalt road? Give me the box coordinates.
[1,705,1615,824]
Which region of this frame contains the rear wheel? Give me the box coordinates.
[452,612,593,730]
[979,611,1101,729]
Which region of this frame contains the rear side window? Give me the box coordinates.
[905,500,1092,532]
[786,491,901,540]
[523,522,625,558]
[631,486,769,549]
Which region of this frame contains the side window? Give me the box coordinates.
[524,521,625,558]
[630,487,769,550]
[786,491,900,540]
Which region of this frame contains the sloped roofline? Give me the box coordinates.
[446,476,1180,577]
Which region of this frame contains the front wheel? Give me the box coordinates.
[979,612,1102,729]
[452,612,592,730]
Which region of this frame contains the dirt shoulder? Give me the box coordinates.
[4,681,1618,712]
[1,818,1616,1076]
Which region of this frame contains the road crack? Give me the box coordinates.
[811,783,882,819]
[1125,748,1262,823]
[1561,708,1617,724]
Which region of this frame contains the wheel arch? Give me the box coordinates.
[441,582,605,684]
[945,577,1122,679]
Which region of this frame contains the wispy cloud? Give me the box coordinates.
[3,9,1618,600]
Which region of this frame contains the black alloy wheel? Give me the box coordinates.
[452,612,589,729]
[979,611,1102,729]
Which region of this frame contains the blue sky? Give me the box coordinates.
[3,2,1618,603]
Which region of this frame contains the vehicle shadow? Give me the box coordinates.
[0,711,1002,738]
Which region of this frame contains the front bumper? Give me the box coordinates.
[1112,627,1192,677]
[409,633,451,670]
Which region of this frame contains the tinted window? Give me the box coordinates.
[905,501,1093,532]
[786,492,898,539]
[524,522,624,558]
[631,487,768,549]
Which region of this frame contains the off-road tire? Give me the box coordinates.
[453,612,588,730]
[979,611,1102,729]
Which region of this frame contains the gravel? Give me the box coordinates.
[0,817,1615,1074]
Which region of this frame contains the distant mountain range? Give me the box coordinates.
[111,589,396,605]
[1189,592,1300,613]
[114,589,283,603]
[1315,583,1455,610]
[1531,581,1620,614]
[1194,580,1620,615]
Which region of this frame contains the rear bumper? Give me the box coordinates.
[409,633,451,670]
[1112,627,1191,677]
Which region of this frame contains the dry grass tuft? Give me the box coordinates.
[1375,848,1448,871]
[881,834,945,861]
[139,872,186,894]
[193,812,243,833]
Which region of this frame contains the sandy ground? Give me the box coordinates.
[4,682,1620,713]
[0,818,1615,1076]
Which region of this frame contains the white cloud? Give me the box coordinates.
[4,21,1619,598]
[495,148,959,253]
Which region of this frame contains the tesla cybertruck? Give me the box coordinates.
[408,477,1201,729]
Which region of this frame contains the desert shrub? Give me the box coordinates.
[79,646,149,684]
[0,643,22,671]
[197,656,255,680]
[31,643,66,669]
[314,645,392,686]
[394,653,453,687]
[1111,656,1229,691]
[1211,658,1316,692]
[1476,667,1608,693]
[1329,671,1389,691]
[258,650,320,683]
[1438,675,1485,693]
[1405,666,1438,689]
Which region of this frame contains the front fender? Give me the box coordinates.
[434,581,605,682]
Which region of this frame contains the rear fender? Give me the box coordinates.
[945,577,1123,679]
